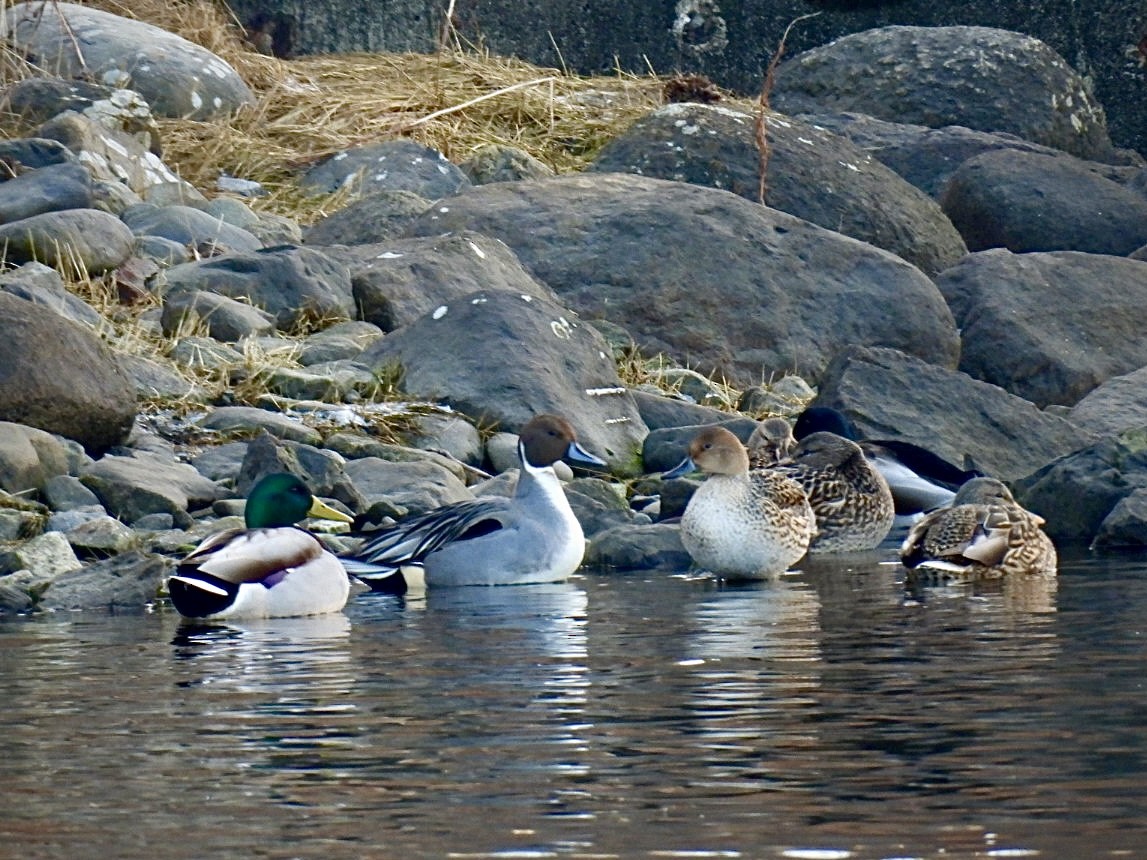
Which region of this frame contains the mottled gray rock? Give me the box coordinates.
[584,522,690,571]
[1069,366,1147,439]
[0,161,93,224]
[590,102,967,276]
[0,506,46,542]
[303,189,431,245]
[6,3,255,119]
[302,139,470,199]
[160,245,354,331]
[81,451,223,526]
[940,149,1147,254]
[42,474,103,512]
[325,435,468,484]
[234,431,365,515]
[937,250,1147,407]
[403,173,960,389]
[38,550,168,611]
[773,26,1115,162]
[460,144,556,185]
[328,230,558,331]
[1014,430,1147,544]
[0,422,73,496]
[0,208,134,274]
[801,112,1134,199]
[0,531,82,578]
[0,262,104,328]
[118,354,199,401]
[566,477,651,538]
[1092,487,1147,549]
[160,290,277,342]
[298,320,383,365]
[190,441,249,483]
[343,457,472,518]
[197,407,323,446]
[263,361,377,402]
[0,137,77,171]
[404,413,484,468]
[629,389,733,432]
[812,345,1093,481]
[59,515,140,556]
[0,293,136,453]
[359,288,649,476]
[122,203,263,253]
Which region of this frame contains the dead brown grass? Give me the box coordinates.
[44,0,665,224]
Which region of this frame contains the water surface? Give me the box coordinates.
[2,547,1145,859]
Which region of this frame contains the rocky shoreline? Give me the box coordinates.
[3,3,1147,612]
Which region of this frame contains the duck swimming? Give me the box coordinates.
[167,473,354,620]
[664,425,816,579]
[899,477,1057,580]
[342,414,606,589]
[772,430,895,552]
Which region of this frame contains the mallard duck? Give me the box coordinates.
[793,406,979,515]
[746,416,797,468]
[773,430,895,552]
[342,414,606,589]
[664,425,816,579]
[167,473,354,620]
[900,477,1057,580]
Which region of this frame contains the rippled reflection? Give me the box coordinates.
[1,550,1146,858]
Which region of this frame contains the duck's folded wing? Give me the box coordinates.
[343,498,512,576]
[180,527,322,585]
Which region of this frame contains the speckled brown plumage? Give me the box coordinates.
[900,477,1057,580]
[772,431,895,552]
[746,417,797,469]
[665,426,816,579]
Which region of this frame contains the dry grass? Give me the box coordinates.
[24,0,667,225]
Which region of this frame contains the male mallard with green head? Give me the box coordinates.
[168,473,354,620]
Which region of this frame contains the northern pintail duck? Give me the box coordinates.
[343,414,606,589]
[773,431,895,552]
[168,473,354,620]
[664,425,816,579]
[794,407,978,516]
[899,477,1057,580]
[746,417,798,468]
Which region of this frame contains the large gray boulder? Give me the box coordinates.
[319,231,559,331]
[403,173,960,388]
[590,102,967,276]
[940,149,1147,254]
[81,450,223,526]
[0,293,136,453]
[801,112,1127,199]
[1014,431,1147,544]
[160,246,355,331]
[358,289,649,475]
[5,2,255,119]
[811,346,1093,482]
[937,250,1147,407]
[1069,367,1147,439]
[772,26,1115,162]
